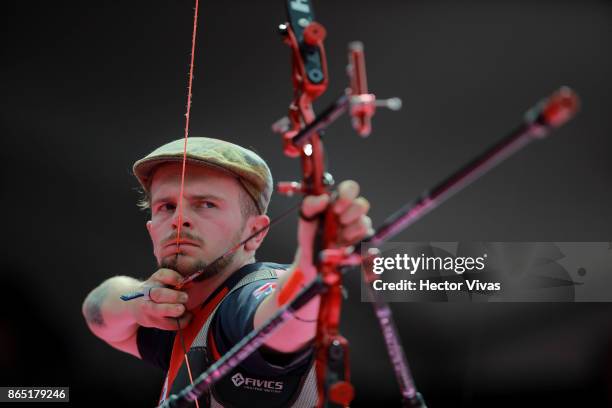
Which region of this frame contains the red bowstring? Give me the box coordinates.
[175,0,200,406]
[176,0,200,249]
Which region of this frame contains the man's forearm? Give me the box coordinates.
[82,276,141,344]
[254,266,320,354]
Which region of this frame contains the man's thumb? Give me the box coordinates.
[301,194,330,219]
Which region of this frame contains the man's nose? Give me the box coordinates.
[171,207,192,229]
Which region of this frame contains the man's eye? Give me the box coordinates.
[158,203,176,212]
[196,201,216,209]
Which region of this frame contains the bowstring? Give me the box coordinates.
[175,0,200,406]
[176,0,199,250]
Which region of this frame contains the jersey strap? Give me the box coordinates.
[159,263,280,404]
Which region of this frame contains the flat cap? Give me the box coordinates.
[133,137,273,214]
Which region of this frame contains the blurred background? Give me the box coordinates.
[2,0,611,406]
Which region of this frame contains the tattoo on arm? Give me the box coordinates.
[84,284,109,327]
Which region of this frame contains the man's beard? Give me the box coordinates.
[159,224,246,282]
[160,251,237,282]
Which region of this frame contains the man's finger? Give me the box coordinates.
[168,312,193,330]
[148,302,186,319]
[151,313,192,331]
[151,268,183,286]
[340,215,372,244]
[338,197,370,225]
[333,180,360,215]
[149,287,188,304]
[301,194,330,219]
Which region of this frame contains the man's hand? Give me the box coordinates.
[254,180,373,353]
[296,180,373,277]
[83,270,191,357]
[128,268,192,331]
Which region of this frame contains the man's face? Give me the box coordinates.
[146,163,248,278]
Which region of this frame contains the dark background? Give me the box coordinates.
[2,0,612,406]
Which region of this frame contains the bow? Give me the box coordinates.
[277,3,355,406]
[274,3,386,407]
[274,3,416,406]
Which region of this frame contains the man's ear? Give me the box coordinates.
[244,214,270,252]
[146,220,158,258]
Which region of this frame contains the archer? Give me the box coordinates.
[82,137,372,406]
